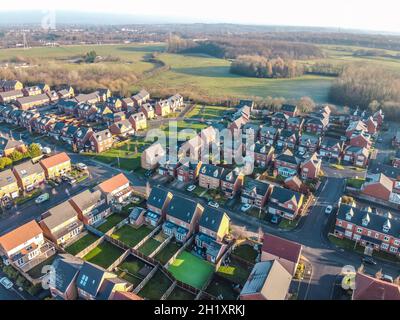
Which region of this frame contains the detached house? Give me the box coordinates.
[155,100,171,117]
[16,93,50,110]
[109,119,135,137]
[146,187,173,226]
[349,132,372,149]
[89,129,114,153]
[0,90,24,103]
[74,127,94,151]
[300,153,322,180]
[304,117,329,134]
[267,186,304,220]
[365,117,378,135]
[361,173,395,203]
[163,195,204,242]
[286,117,304,133]
[195,207,230,263]
[274,149,300,178]
[39,200,84,246]
[40,152,72,179]
[141,142,166,170]
[128,112,147,131]
[250,143,275,168]
[260,126,280,145]
[298,133,320,153]
[241,178,272,208]
[271,112,288,128]
[0,169,20,202]
[0,80,23,92]
[343,146,369,168]
[198,164,225,190]
[281,104,298,117]
[132,89,150,107]
[70,189,111,226]
[346,120,367,138]
[13,160,46,192]
[57,86,75,99]
[319,137,343,159]
[220,169,244,199]
[97,173,132,204]
[352,272,400,300]
[121,97,134,111]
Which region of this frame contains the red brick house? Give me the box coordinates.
[241,178,272,208]
[392,150,400,168]
[349,133,372,149]
[319,138,343,159]
[274,149,300,178]
[89,129,114,153]
[220,169,244,199]
[176,160,202,183]
[361,173,394,202]
[260,126,280,145]
[298,133,320,153]
[132,89,150,107]
[267,186,304,220]
[281,104,298,117]
[364,117,378,135]
[109,119,135,137]
[284,175,308,194]
[300,153,321,180]
[373,109,384,128]
[229,116,249,133]
[343,146,369,168]
[276,130,298,149]
[251,143,275,168]
[346,120,367,138]
[304,116,329,134]
[286,117,304,132]
[271,112,288,128]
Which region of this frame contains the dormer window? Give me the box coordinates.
[383,219,391,233]
[345,209,354,221]
[362,213,370,227]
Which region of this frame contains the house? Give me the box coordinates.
[39,200,84,246]
[267,186,304,220]
[179,136,203,162]
[242,123,260,143]
[95,105,113,122]
[89,129,114,153]
[76,262,129,300]
[195,207,230,263]
[146,187,173,225]
[0,220,55,272]
[281,104,298,117]
[0,138,27,157]
[167,93,184,111]
[109,119,135,137]
[0,90,24,103]
[59,100,78,116]
[276,129,298,149]
[392,150,400,168]
[141,142,166,170]
[261,233,302,276]
[274,149,300,178]
[364,117,378,135]
[176,160,202,183]
[104,111,126,125]
[70,189,111,225]
[139,103,155,120]
[299,153,320,180]
[236,99,255,111]
[163,195,204,242]
[298,133,320,153]
[74,127,94,151]
[155,100,171,117]
[343,146,369,168]
[36,115,55,134]
[105,97,122,112]
[57,86,75,99]
[319,137,343,159]
[40,152,72,179]
[0,169,20,203]
[349,132,372,149]
[158,156,180,178]
[239,260,292,300]
[15,93,50,110]
[38,83,50,93]
[129,207,146,227]
[368,163,400,182]
[22,85,42,96]
[271,112,289,128]
[74,92,101,105]
[132,89,150,107]
[96,88,112,102]
[13,160,46,192]
[373,109,384,128]
[0,80,23,92]
[361,173,394,203]
[121,97,134,111]
[241,178,272,208]
[97,173,132,204]
[346,120,367,138]
[352,272,400,300]
[19,111,39,130]
[220,169,244,198]
[128,112,147,131]
[334,203,400,257]
[49,254,83,300]
[286,117,304,132]
[304,117,329,134]
[284,175,308,194]
[260,126,280,145]
[198,164,225,190]
[231,105,251,121]
[229,116,249,133]
[250,143,274,168]
[77,104,98,120]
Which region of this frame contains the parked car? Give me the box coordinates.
[76,163,88,171]
[68,178,77,186]
[325,205,333,215]
[361,256,377,265]
[42,147,52,154]
[35,193,50,204]
[208,201,219,209]
[241,204,252,212]
[186,185,196,192]
[381,274,394,283]
[0,277,13,290]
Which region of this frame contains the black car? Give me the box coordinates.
[362,256,377,265]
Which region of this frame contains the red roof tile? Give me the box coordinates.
[262,233,302,264]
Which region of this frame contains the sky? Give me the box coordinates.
[0,0,400,33]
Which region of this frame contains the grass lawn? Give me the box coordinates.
[168,251,214,289]
[27,255,57,279]
[111,225,153,248]
[166,286,196,300]
[117,255,153,287]
[83,241,124,269]
[278,218,300,230]
[346,178,365,189]
[65,233,99,256]
[205,275,239,300]
[217,257,252,286]
[155,241,181,265]
[186,105,230,119]
[96,214,127,234]
[232,244,258,263]
[138,238,161,256]
[139,269,172,300]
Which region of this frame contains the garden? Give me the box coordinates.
[96,213,127,234]
[65,232,100,256]
[138,269,172,300]
[83,241,125,269]
[116,254,153,288]
[111,224,153,248]
[154,241,181,265]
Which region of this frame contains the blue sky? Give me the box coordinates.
[1,0,400,33]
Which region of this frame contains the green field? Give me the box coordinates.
[186,105,230,119]
[65,232,99,256]
[83,241,124,269]
[168,251,214,289]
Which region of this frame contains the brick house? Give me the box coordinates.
[364,116,378,135]
[74,92,101,105]
[141,142,166,170]
[343,146,369,168]
[198,164,225,190]
[271,112,289,128]
[128,112,147,131]
[300,153,322,180]
[0,80,23,92]
[241,178,272,208]
[40,152,72,179]
[333,204,400,257]
[286,117,304,133]
[22,85,42,96]
[109,119,135,137]
[132,89,150,107]
[349,133,372,149]
[77,104,98,120]
[0,137,27,157]
[121,97,134,111]
[155,100,171,117]
[74,127,94,151]
[16,93,50,110]
[89,129,114,153]
[298,133,320,153]
[13,160,46,192]
[260,126,280,145]
[250,143,275,168]
[352,272,400,300]
[319,137,343,159]
[346,120,368,138]
[0,169,20,203]
[281,104,298,117]
[304,117,329,134]
[361,173,394,203]
[267,186,304,220]
[57,86,75,99]
[176,160,202,183]
[373,109,384,128]
[139,103,155,120]
[0,90,24,103]
[97,173,132,204]
[274,149,300,178]
[276,129,298,149]
[284,175,308,194]
[158,156,180,178]
[220,169,244,199]
[392,150,400,168]
[146,187,173,224]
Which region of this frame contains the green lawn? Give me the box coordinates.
[278,218,300,230]
[166,286,196,300]
[346,178,365,189]
[186,105,230,119]
[111,225,153,248]
[232,244,258,263]
[117,254,153,287]
[83,241,125,269]
[168,251,214,289]
[65,233,99,256]
[138,269,172,300]
[96,214,127,234]
[138,238,161,256]
[155,241,181,265]
[217,257,252,286]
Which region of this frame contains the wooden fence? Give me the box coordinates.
[75,236,105,259]
[133,265,159,294]
[133,225,161,250]
[149,235,173,259]
[107,249,131,272]
[164,235,194,268]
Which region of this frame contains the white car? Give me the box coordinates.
[241,204,252,212]
[0,277,13,290]
[208,201,219,209]
[35,193,50,204]
[76,163,88,171]
[42,147,52,154]
[186,185,196,192]
[325,205,333,215]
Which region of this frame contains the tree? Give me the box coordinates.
[9,150,23,162]
[297,97,315,113]
[29,143,42,158]
[0,157,12,170]
[84,50,97,63]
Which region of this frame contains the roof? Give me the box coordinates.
[40,152,70,170]
[353,272,400,300]
[41,200,78,230]
[199,207,229,233]
[17,93,49,105]
[0,169,17,188]
[13,160,44,178]
[364,173,393,192]
[70,189,103,211]
[98,173,129,194]
[243,178,271,196]
[51,254,83,294]
[321,137,342,148]
[281,104,297,113]
[275,149,299,165]
[368,163,400,180]
[270,186,303,205]
[199,164,225,179]
[0,220,42,252]
[147,186,170,209]
[76,262,108,297]
[97,277,128,300]
[0,137,25,152]
[240,260,292,300]
[262,233,302,264]
[112,291,143,300]
[167,195,200,224]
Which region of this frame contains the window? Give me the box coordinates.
[394,240,400,246]
[346,223,353,230]
[381,243,389,250]
[338,220,342,226]
[357,228,363,233]
[390,247,398,253]
[367,231,371,236]
[384,236,390,242]
[375,233,379,239]
[80,275,89,287]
